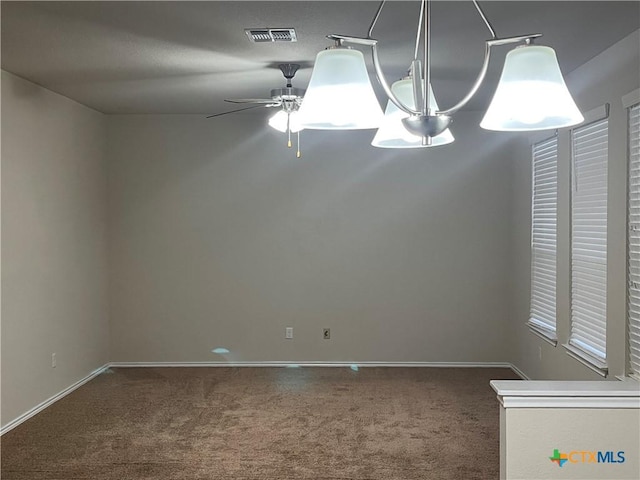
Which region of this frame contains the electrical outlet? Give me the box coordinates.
[285,327,293,339]
[323,328,330,340]
[51,353,57,368]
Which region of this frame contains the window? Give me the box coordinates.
[568,115,609,374]
[529,136,558,343]
[628,101,640,379]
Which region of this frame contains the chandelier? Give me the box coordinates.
[297,0,584,148]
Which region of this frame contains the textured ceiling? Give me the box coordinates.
[2,1,639,115]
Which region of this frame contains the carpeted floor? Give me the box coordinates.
[1,367,519,480]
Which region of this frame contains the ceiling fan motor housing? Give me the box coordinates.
[271,87,305,101]
[279,63,300,80]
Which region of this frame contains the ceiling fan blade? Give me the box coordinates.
[224,98,275,104]
[206,104,266,118]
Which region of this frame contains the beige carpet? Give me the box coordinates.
[1,367,519,480]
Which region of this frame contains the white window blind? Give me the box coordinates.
[628,102,640,378]
[529,137,558,338]
[570,117,608,367]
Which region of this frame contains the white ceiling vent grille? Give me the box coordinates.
[245,28,297,43]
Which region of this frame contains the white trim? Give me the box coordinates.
[0,364,110,436]
[1,362,525,435]
[528,129,557,146]
[108,361,516,369]
[563,343,608,377]
[622,88,640,108]
[491,380,640,408]
[508,364,530,380]
[527,322,558,347]
[576,103,609,126]
[498,396,640,409]
[491,380,640,397]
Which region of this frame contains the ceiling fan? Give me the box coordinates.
[207,63,306,157]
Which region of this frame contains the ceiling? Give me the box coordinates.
[2,1,639,115]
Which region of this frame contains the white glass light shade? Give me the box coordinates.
[371,79,454,148]
[297,48,383,130]
[268,110,303,133]
[481,45,583,131]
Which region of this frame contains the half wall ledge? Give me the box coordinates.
[490,380,640,480]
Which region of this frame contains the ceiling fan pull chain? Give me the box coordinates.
[287,113,293,147]
[296,131,302,158]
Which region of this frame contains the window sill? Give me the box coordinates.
[527,322,558,347]
[563,343,608,377]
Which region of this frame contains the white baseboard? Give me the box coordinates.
[0,364,110,436]
[2,361,526,435]
[109,360,517,369]
[508,363,530,380]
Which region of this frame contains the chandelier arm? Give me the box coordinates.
[436,33,542,116]
[413,0,425,61]
[367,0,387,38]
[410,60,424,116]
[472,1,497,39]
[372,43,419,116]
[436,42,492,117]
[328,34,377,47]
[334,29,540,119]
[329,33,418,115]
[487,33,542,47]
[423,0,430,115]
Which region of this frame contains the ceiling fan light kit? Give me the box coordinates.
[218,63,306,157]
[268,110,303,133]
[298,0,584,149]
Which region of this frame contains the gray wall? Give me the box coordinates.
[1,71,110,426]
[107,112,516,363]
[509,30,640,380]
[3,28,636,429]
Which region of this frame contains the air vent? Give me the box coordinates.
[245,28,297,43]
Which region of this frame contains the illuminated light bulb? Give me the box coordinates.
[268,110,303,133]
